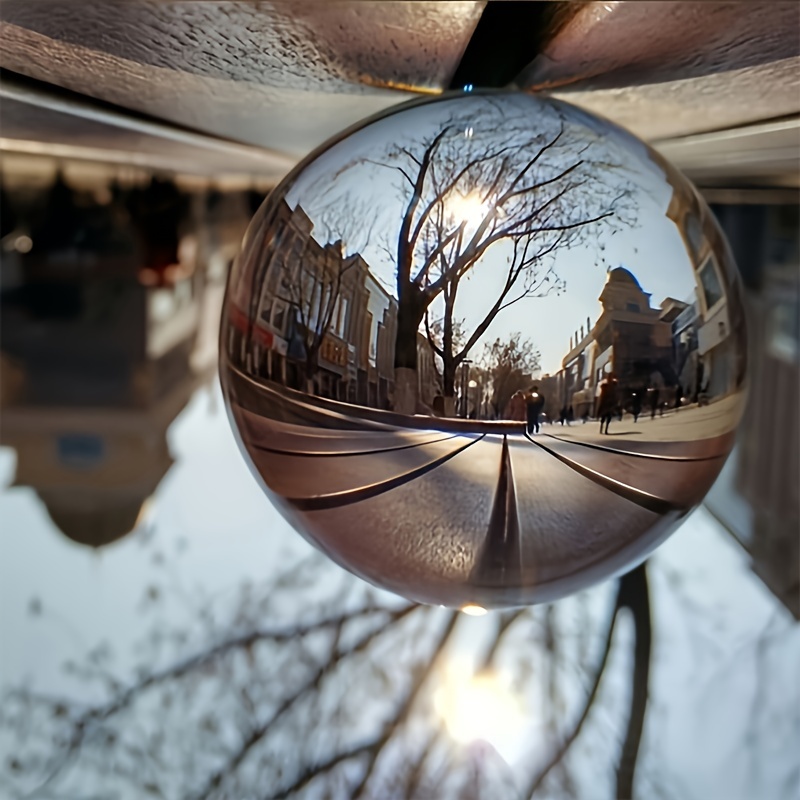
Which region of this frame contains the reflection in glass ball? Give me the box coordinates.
[220,92,747,608]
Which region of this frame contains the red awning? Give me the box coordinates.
[228,304,274,349]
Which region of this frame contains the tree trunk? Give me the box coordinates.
[393,287,425,414]
[616,563,651,800]
[442,355,456,399]
[441,283,457,399]
[394,368,418,415]
[304,355,317,395]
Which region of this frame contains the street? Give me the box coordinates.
[228,379,731,606]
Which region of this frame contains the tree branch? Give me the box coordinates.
[616,563,652,800]
[29,601,416,799]
[268,610,460,800]
[524,586,623,799]
[200,603,422,800]
[397,126,454,290]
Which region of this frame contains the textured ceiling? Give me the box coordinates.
[0,1,798,184]
[0,91,295,180]
[521,1,800,90]
[523,1,800,144]
[0,2,483,157]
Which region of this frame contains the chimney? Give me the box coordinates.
[570,335,574,350]
[580,325,584,339]
[587,316,591,332]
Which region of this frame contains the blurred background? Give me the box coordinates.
[0,3,798,799]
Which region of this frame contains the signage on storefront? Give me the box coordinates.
[320,336,348,370]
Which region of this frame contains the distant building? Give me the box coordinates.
[363,272,398,408]
[0,175,212,547]
[663,159,747,401]
[226,198,449,412]
[555,267,676,416]
[593,267,675,388]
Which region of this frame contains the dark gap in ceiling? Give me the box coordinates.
[447,1,577,91]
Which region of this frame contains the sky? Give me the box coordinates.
[282,92,697,375]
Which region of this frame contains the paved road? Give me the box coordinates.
[232,399,726,606]
[226,372,735,607]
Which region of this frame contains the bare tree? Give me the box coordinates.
[275,237,352,390]
[481,333,541,418]
[336,98,637,412]
[240,203,357,392]
[423,313,465,402]
[0,542,658,800]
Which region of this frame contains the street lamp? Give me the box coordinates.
[460,359,473,418]
[468,379,479,419]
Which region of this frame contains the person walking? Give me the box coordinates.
[505,389,527,422]
[647,385,660,419]
[525,385,546,435]
[597,373,619,435]
[631,390,642,423]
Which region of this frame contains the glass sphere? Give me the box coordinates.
[220,91,746,609]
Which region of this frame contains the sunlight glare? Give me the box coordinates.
[447,191,492,230]
[434,665,526,763]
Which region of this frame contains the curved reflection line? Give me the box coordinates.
[524,433,678,515]
[251,432,463,458]
[541,432,726,462]
[471,435,523,589]
[286,435,486,511]
[225,359,527,435]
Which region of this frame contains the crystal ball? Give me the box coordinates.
[220,91,746,608]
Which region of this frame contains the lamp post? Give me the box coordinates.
[468,379,478,420]
[460,359,473,418]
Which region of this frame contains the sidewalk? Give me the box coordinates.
[543,391,745,446]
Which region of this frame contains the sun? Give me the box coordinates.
[447,191,493,230]
[434,664,526,763]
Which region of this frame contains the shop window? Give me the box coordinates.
[272,301,286,332]
[685,211,704,261]
[698,256,724,311]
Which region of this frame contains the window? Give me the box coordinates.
[58,434,105,468]
[272,301,286,333]
[626,302,640,312]
[335,297,349,338]
[289,239,305,266]
[698,257,724,311]
[307,280,321,329]
[685,212,704,261]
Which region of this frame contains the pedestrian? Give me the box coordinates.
[596,373,619,435]
[674,383,683,410]
[631,390,642,423]
[648,385,660,419]
[505,390,527,422]
[567,405,574,426]
[525,385,546,435]
[559,405,568,426]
